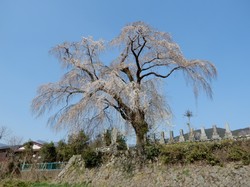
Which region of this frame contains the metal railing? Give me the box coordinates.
[21,162,67,171]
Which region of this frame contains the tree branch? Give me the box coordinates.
[140,66,182,80]
[76,65,95,81]
[121,67,134,82]
[86,44,99,80]
[141,63,169,72]
[141,57,160,67]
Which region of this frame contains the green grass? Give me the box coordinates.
[0,180,91,187]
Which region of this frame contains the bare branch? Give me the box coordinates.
[141,63,169,72]
[0,126,11,141]
[140,66,182,80]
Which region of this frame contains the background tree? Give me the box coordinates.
[67,130,89,155]
[22,141,34,164]
[1,135,23,177]
[40,142,57,162]
[56,140,72,162]
[32,22,217,152]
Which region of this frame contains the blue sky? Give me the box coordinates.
[0,0,250,143]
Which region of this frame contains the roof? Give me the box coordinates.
[17,140,46,152]
[36,140,48,145]
[0,143,10,150]
[0,143,8,147]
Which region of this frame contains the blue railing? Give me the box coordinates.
[21,162,67,171]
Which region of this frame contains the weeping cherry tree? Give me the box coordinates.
[32,22,217,151]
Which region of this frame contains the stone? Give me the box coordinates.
[224,123,233,139]
[111,128,118,145]
[189,128,195,141]
[101,131,106,146]
[211,125,221,140]
[168,130,174,143]
[179,129,185,142]
[200,127,208,141]
[56,157,250,186]
[159,131,165,144]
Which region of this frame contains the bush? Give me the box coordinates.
[144,144,161,161]
[56,130,90,162]
[186,143,209,163]
[160,144,185,164]
[82,148,102,168]
[67,130,89,155]
[116,134,127,151]
[104,130,112,146]
[56,140,72,162]
[40,142,57,162]
[158,140,250,166]
[227,144,250,165]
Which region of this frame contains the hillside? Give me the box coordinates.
[174,127,250,141]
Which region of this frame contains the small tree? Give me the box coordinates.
[67,130,89,155]
[32,22,217,153]
[22,141,34,164]
[40,142,57,162]
[56,140,71,162]
[56,130,90,162]
[0,136,23,178]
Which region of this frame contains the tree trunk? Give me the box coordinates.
[132,114,149,155]
[135,131,146,154]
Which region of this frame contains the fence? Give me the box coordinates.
[21,162,67,171]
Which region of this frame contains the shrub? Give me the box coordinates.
[227,144,250,165]
[56,130,90,162]
[67,130,89,155]
[144,144,161,161]
[56,140,72,162]
[40,142,57,162]
[160,144,185,164]
[82,148,102,168]
[186,143,209,163]
[104,130,112,146]
[116,134,127,151]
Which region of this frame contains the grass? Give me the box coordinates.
[0,180,91,187]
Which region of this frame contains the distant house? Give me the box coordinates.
[0,143,10,162]
[0,140,47,162]
[0,143,20,162]
[17,141,44,152]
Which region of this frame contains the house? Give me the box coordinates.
[0,143,10,162]
[0,140,47,162]
[17,141,44,152]
[0,143,21,162]
[16,140,47,161]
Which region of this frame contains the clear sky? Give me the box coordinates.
[0,0,250,143]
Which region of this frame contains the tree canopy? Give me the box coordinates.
[32,22,217,149]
